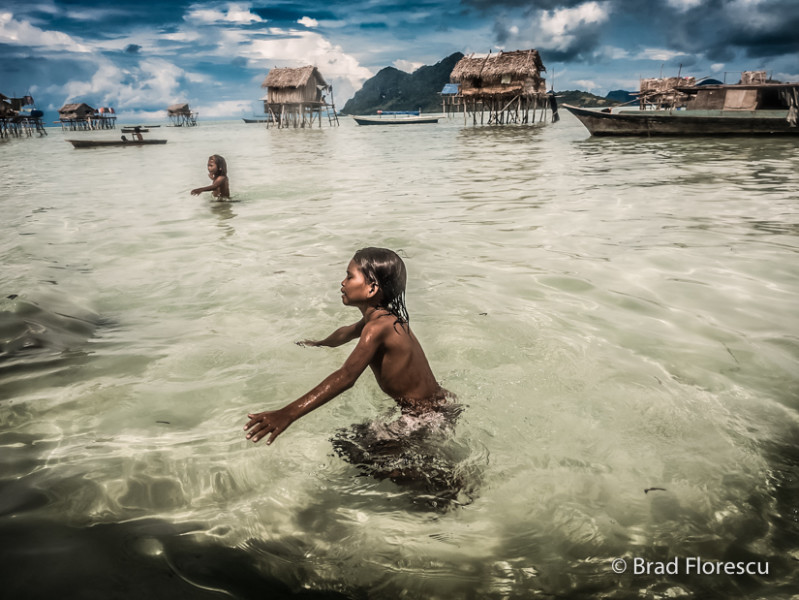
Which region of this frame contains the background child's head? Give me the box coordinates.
[209,155,227,176]
[352,247,409,323]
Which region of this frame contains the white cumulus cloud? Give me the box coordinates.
[62,56,186,109]
[245,31,373,103]
[393,59,424,73]
[185,2,263,25]
[640,47,688,61]
[297,16,319,28]
[0,11,91,52]
[538,1,610,50]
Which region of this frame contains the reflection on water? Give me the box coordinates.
[1,118,798,598]
[210,200,237,237]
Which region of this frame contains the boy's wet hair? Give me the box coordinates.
[352,247,409,324]
[210,155,227,176]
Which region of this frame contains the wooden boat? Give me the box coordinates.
[67,125,166,148]
[564,75,799,136]
[67,138,167,148]
[352,110,440,125]
[242,117,273,123]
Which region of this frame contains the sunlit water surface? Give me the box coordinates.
[2,116,798,599]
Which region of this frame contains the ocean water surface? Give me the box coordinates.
[1,115,798,599]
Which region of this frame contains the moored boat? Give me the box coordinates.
[352,110,440,125]
[564,71,799,136]
[67,125,166,148]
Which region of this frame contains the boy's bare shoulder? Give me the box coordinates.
[362,312,403,339]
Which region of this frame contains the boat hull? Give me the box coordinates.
[563,104,799,136]
[67,139,167,148]
[352,115,440,125]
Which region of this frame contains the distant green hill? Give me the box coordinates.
[606,89,637,104]
[341,52,464,114]
[554,90,621,107]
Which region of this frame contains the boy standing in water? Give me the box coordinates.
[191,155,230,200]
[245,247,450,446]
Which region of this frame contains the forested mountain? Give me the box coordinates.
[341,52,464,114]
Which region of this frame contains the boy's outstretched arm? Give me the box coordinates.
[246,320,381,445]
[298,318,365,348]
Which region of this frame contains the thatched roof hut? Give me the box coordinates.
[167,103,192,116]
[261,66,329,104]
[450,50,547,97]
[59,103,95,120]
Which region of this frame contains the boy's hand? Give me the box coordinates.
[245,408,293,445]
[296,340,319,347]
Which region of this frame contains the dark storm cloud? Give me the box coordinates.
[465,0,799,65]
[124,44,141,54]
[680,0,799,60]
[250,6,337,24]
[463,0,589,9]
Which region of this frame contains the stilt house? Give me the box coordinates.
[59,103,95,121]
[261,66,338,128]
[58,102,116,130]
[449,49,555,125]
[0,93,46,138]
[167,103,198,126]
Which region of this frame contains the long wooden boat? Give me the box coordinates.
[564,76,799,136]
[67,138,167,148]
[352,110,440,125]
[242,117,273,123]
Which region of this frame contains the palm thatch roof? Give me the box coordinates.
[261,65,328,89]
[450,50,545,83]
[58,103,96,117]
[168,103,191,115]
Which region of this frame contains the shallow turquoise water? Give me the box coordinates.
[1,115,798,599]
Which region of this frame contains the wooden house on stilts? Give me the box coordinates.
[0,93,47,138]
[448,49,557,125]
[58,102,117,130]
[167,103,198,126]
[261,66,339,128]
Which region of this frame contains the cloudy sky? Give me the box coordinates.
[2,0,797,120]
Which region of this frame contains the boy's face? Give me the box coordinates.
[207,157,217,174]
[341,260,376,306]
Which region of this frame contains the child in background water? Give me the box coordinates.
[191,155,230,200]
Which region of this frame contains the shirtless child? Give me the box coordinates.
[245,247,450,446]
[191,154,230,200]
